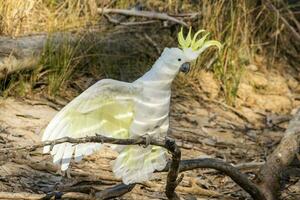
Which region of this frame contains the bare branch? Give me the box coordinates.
[95,183,135,200]
[173,159,266,200]
[265,0,300,41]
[0,192,44,200]
[2,134,267,199]
[103,14,158,26]
[98,8,188,27]
[0,135,165,153]
[0,191,91,200]
[164,138,182,200]
[143,33,161,55]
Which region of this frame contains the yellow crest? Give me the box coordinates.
[178,27,222,51]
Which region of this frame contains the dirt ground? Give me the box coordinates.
[0,63,299,199]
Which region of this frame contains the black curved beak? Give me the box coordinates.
[180,62,190,73]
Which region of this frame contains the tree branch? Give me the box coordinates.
[1,135,165,153]
[103,14,159,26]
[0,191,91,200]
[98,8,188,27]
[175,159,266,200]
[95,183,136,200]
[164,138,182,200]
[2,134,267,200]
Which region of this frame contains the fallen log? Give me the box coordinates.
[0,33,77,79]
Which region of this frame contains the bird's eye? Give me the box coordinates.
[178,58,181,62]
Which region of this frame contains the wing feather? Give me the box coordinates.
[42,79,140,170]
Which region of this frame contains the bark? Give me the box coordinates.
[257,109,300,200]
[164,138,182,200]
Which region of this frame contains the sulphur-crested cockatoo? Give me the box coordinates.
[42,28,221,184]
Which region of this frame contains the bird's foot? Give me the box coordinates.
[59,168,72,178]
[143,133,151,148]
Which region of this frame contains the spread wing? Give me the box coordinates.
[42,79,141,170]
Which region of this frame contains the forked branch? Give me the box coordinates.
[3,135,265,200]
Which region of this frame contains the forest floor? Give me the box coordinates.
[0,61,299,200]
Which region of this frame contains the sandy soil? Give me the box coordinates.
[0,65,299,199]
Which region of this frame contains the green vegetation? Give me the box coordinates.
[40,35,82,96]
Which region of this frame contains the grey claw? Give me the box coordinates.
[143,134,151,147]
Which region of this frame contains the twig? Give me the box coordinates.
[95,183,135,200]
[143,33,161,55]
[234,161,264,170]
[164,138,182,200]
[4,134,267,199]
[169,12,200,18]
[0,191,91,200]
[257,109,300,200]
[59,192,91,200]
[266,114,292,128]
[205,52,219,69]
[98,8,188,27]
[0,135,165,153]
[104,14,158,26]
[3,135,268,199]
[265,1,300,41]
[198,161,265,174]
[173,158,266,200]
[104,0,118,9]
[0,192,44,200]
[201,96,252,125]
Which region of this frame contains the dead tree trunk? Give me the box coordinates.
[257,109,300,200]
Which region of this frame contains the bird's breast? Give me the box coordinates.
[130,88,171,136]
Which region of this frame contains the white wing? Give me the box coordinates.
[42,79,141,170]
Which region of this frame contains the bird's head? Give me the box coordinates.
[161,27,222,74]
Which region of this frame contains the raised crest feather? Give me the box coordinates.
[178,27,222,52]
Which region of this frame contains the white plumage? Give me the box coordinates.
[42,28,221,184]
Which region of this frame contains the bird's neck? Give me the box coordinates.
[135,56,179,91]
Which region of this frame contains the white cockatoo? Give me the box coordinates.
[42,28,221,184]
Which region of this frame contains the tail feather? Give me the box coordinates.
[74,143,102,162]
[74,144,86,162]
[49,142,101,170]
[42,112,102,170]
[113,145,168,184]
[53,143,67,165]
[61,143,74,170]
[50,144,60,156]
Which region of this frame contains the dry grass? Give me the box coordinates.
[175,0,299,104]
[0,0,99,36]
[40,35,85,96]
[0,0,101,96]
[0,0,299,103]
[193,0,255,104]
